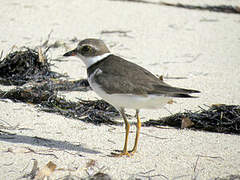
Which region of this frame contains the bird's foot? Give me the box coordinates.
[128,149,137,156]
[110,150,131,157]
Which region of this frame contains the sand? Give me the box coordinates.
[0,0,240,179]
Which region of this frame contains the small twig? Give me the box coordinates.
[41,30,53,47]
[0,50,3,60]
[24,147,59,159]
[193,156,200,173]
[100,30,133,37]
[19,159,38,179]
[197,154,224,160]
[141,132,170,140]
[137,169,168,179]
[101,30,131,34]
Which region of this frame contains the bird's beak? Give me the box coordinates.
[63,48,77,57]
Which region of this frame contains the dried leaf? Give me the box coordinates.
[158,75,164,81]
[181,117,194,129]
[167,99,176,104]
[34,161,56,180]
[211,104,225,107]
[38,47,45,64]
[86,159,96,168]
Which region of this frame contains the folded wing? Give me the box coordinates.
[92,55,200,98]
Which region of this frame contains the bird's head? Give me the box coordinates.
[63,38,111,68]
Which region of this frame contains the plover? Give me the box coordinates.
[63,38,200,157]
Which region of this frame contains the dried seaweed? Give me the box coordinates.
[40,97,120,125]
[24,79,90,92]
[1,85,240,131]
[0,48,65,86]
[46,79,90,92]
[4,79,89,97]
[160,2,240,14]
[214,174,240,180]
[100,30,132,38]
[0,86,120,125]
[0,85,54,104]
[143,104,240,135]
[89,172,112,180]
[111,0,240,14]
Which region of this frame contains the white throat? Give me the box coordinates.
[78,53,111,68]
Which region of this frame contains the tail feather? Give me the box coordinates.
[169,86,200,98]
[171,93,199,98]
[174,87,200,94]
[152,84,200,98]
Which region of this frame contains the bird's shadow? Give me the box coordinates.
[0,131,100,155]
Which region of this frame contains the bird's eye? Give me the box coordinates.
[81,45,91,53]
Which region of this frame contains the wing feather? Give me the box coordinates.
[88,55,200,97]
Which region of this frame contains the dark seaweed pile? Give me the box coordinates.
[143,104,240,135]
[111,0,240,14]
[40,97,120,125]
[0,84,119,125]
[0,48,64,85]
[160,2,240,14]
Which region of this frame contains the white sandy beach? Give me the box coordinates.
[0,0,240,179]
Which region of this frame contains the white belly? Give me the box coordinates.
[93,89,170,109]
[88,70,171,110]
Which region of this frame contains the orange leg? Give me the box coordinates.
[111,108,131,157]
[129,109,141,155]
